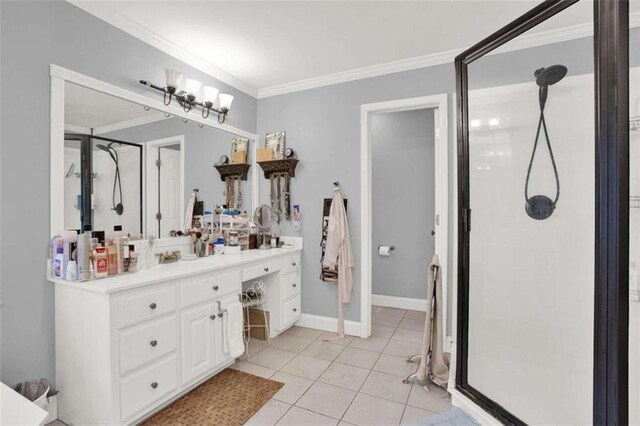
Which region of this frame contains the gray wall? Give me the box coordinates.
[104,117,254,216]
[0,0,257,386]
[371,109,435,299]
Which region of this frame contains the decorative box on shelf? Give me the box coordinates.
[257,159,299,179]
[220,214,250,251]
[214,163,251,181]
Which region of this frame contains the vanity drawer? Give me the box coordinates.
[281,254,300,275]
[119,316,177,376]
[282,295,301,326]
[119,286,177,329]
[281,272,300,300]
[120,355,178,421]
[180,270,240,308]
[242,260,281,282]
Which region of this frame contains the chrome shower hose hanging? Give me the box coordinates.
[97,143,124,216]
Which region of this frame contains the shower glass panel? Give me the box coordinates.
[464,3,594,423]
[629,14,639,426]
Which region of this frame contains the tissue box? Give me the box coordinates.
[257,148,274,162]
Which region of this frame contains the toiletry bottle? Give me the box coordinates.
[114,225,124,274]
[77,225,92,281]
[123,241,130,272]
[50,235,63,277]
[94,247,108,278]
[62,229,78,279]
[129,249,139,273]
[66,260,77,281]
[54,246,64,278]
[107,240,117,276]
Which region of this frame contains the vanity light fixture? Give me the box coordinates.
[140,69,234,124]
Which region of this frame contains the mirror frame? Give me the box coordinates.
[50,64,260,237]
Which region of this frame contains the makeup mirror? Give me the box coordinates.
[253,204,273,250]
[53,67,259,240]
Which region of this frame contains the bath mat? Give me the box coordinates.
[407,407,479,425]
[142,368,283,425]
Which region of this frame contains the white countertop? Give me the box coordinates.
[49,248,301,294]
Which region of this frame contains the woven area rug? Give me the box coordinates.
[142,368,283,425]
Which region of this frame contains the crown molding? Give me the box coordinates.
[66,0,258,98]
[93,112,169,135]
[257,11,640,99]
[64,123,91,134]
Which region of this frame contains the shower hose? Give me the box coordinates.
[524,100,560,208]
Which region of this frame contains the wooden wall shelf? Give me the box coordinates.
[258,159,299,179]
[214,163,251,181]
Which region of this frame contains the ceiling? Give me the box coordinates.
[65,82,160,130]
[70,1,636,96]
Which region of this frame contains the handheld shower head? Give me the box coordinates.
[97,142,124,216]
[534,65,567,87]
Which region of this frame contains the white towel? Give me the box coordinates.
[223,299,244,358]
[183,193,196,234]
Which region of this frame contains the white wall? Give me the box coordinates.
[465,73,595,424]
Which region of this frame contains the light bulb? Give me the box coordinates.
[219,93,234,111]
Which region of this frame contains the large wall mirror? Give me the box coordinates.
[51,66,259,240]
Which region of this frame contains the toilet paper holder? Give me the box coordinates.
[378,245,395,252]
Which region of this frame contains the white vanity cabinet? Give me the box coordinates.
[52,248,301,426]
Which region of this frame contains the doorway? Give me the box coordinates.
[370,108,436,312]
[145,136,185,237]
[360,94,449,341]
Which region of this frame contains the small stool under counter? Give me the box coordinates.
[50,247,302,426]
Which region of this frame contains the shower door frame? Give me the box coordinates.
[454,0,629,424]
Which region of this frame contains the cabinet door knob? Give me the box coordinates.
[293,308,298,312]
[292,262,296,266]
[292,283,297,288]
[264,267,269,272]
[210,315,216,320]
[150,340,158,347]
[149,303,157,310]
[213,285,219,291]
[218,312,224,318]
[151,382,158,389]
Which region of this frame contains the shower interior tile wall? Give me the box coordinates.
[64,145,141,233]
[466,72,597,424]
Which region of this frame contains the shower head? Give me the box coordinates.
[534,65,568,87]
[96,143,113,152]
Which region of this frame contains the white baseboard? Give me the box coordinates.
[295,314,362,337]
[372,294,428,312]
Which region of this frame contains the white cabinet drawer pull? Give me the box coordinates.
[150,340,158,347]
[150,382,158,389]
[149,302,157,310]
[212,285,219,291]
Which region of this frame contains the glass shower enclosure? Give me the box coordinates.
[454,0,631,424]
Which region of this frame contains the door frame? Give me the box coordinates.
[144,135,185,238]
[360,94,449,339]
[454,0,629,424]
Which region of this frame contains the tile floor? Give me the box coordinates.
[234,306,451,426]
